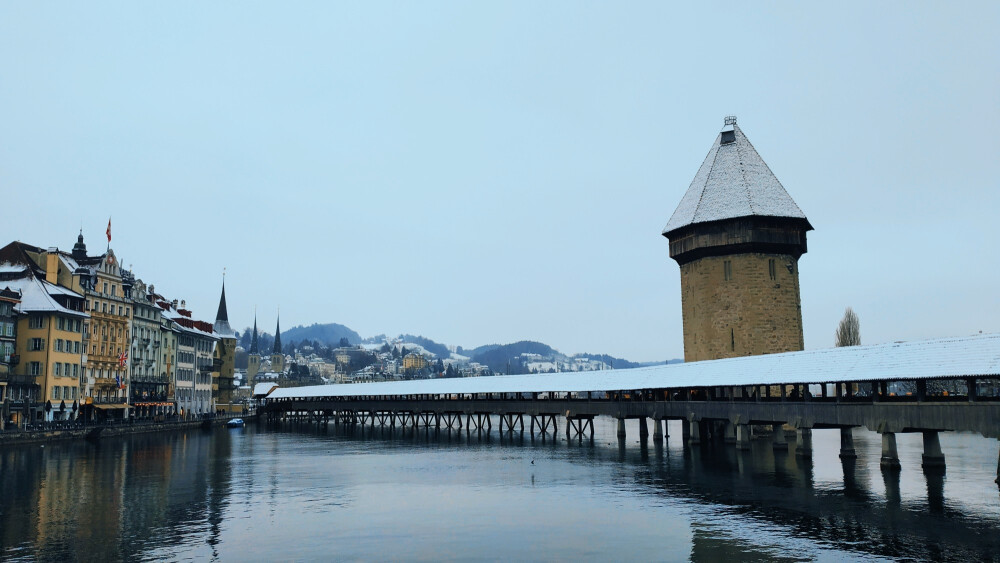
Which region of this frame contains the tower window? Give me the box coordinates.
[723,260,732,281]
[731,328,735,351]
[720,130,735,144]
[769,259,776,281]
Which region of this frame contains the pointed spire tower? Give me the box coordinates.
[249,315,259,354]
[270,314,285,373]
[663,117,812,362]
[273,316,282,355]
[247,311,261,384]
[213,280,235,338]
[212,278,237,406]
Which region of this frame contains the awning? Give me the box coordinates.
[93,404,132,410]
[132,402,174,407]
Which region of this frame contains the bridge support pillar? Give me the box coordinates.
[724,422,737,444]
[652,419,663,442]
[880,432,902,471]
[687,420,701,445]
[616,418,626,440]
[839,427,857,460]
[996,441,999,485]
[638,417,649,442]
[736,424,752,451]
[921,431,946,472]
[772,425,788,450]
[795,428,813,458]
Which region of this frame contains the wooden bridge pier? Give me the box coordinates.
[466,413,491,432]
[498,413,523,433]
[566,416,595,439]
[530,414,558,436]
[440,412,463,430]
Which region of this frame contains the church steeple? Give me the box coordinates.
[249,315,259,355]
[213,279,235,338]
[270,314,285,374]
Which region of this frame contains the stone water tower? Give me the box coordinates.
[663,117,812,362]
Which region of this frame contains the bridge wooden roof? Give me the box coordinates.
[268,333,1000,399]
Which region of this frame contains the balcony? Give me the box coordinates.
[2,354,19,366]
[0,373,39,386]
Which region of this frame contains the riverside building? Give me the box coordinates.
[0,243,89,422]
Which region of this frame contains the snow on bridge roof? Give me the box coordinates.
[268,333,1000,400]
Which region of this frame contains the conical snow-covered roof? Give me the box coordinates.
[663,119,810,236]
[213,282,235,338]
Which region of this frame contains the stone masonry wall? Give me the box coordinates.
[680,253,804,362]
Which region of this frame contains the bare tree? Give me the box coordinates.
[835,307,860,347]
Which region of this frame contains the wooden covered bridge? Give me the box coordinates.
[263,333,1000,483]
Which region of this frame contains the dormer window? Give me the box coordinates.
[720,130,735,144]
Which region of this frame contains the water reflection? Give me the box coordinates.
[1,420,997,561]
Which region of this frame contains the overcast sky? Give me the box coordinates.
[2,3,998,362]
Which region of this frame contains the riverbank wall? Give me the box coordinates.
[0,415,258,447]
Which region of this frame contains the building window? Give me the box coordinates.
[57,317,65,330]
[53,387,60,400]
[29,338,45,351]
[73,364,79,378]
[102,303,107,313]
[55,339,63,352]
[74,341,80,354]
[731,328,736,351]
[111,284,116,297]
[29,362,42,376]
[29,316,44,329]
[103,282,108,294]
[723,260,732,281]
[769,259,777,281]
[54,363,62,376]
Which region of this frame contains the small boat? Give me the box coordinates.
[226,418,245,428]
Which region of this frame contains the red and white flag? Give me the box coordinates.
[106,218,112,243]
[118,350,128,368]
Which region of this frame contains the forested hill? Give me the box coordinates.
[282,323,361,346]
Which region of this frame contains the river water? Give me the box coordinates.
[1,419,998,561]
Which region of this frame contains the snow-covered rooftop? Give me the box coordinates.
[253,382,279,396]
[0,262,29,274]
[663,121,809,235]
[3,276,88,318]
[269,333,1000,399]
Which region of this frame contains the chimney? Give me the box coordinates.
[180,300,186,310]
[45,249,59,285]
[172,299,178,309]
